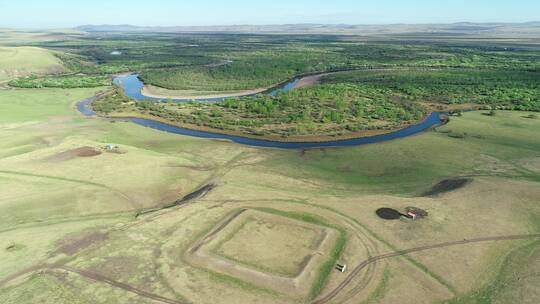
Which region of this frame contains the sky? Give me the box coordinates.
[0,0,539,29]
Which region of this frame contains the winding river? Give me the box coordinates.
[77,74,444,149]
[112,74,300,102]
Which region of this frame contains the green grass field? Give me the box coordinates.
[260,111,540,195]
[0,88,101,122]
[0,47,66,82]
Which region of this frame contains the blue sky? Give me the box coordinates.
[1,0,539,29]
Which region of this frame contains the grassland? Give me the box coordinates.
[1,32,539,304]
[212,215,324,277]
[0,47,65,82]
[184,208,343,299]
[1,84,539,303]
[0,87,104,123]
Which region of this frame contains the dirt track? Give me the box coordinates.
[188,209,247,254]
[312,233,540,304]
[52,265,187,304]
[3,233,539,304]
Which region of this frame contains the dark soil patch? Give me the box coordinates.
[46,146,102,162]
[423,178,473,196]
[54,232,108,256]
[137,183,217,217]
[174,183,216,206]
[376,208,403,220]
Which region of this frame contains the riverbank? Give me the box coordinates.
[141,84,271,100]
[83,105,443,146]
[121,69,373,101]
[86,70,442,148]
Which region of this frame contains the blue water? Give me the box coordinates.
[76,97,97,116]
[127,113,443,149]
[113,74,300,102]
[75,74,445,149]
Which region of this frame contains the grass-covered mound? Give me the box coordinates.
[0,47,65,82]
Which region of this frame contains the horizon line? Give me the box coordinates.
[2,20,540,31]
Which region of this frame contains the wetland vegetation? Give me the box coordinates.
[61,32,539,139]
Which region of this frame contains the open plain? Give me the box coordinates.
[0,25,539,304]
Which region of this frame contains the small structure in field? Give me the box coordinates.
[110,51,122,55]
[336,263,347,273]
[404,207,428,220]
[103,144,126,154]
[375,207,428,221]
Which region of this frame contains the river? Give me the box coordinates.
[76,74,445,149]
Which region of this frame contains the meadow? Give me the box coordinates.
[1,84,539,304]
[0,30,539,304]
[0,47,65,82]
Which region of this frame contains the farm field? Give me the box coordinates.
[0,29,539,304]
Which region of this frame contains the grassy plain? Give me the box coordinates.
[0,32,539,304]
[1,83,539,303]
[213,215,325,277]
[0,47,66,82]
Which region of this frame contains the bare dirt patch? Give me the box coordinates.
[46,146,102,162]
[86,256,142,279]
[422,178,473,196]
[54,231,108,256]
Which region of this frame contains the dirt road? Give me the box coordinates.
[313,233,540,304]
[55,265,187,304]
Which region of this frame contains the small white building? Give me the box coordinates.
[407,211,418,220]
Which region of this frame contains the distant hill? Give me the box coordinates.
[75,22,540,36]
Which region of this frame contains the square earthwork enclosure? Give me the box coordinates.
[184,209,340,297]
